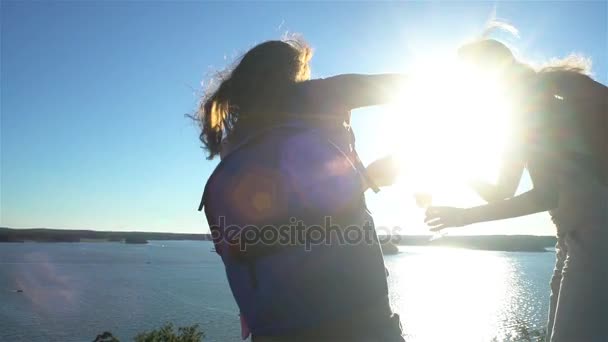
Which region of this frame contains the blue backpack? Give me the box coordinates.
[199,120,392,337]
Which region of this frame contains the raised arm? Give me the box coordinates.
[322,74,408,109]
[291,74,407,115]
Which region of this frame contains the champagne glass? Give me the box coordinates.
[414,192,432,209]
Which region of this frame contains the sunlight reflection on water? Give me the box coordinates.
[385,246,551,342]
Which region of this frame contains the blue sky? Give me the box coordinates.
[2,1,606,234]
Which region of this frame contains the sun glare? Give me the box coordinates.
[386,247,518,341]
[385,57,513,206]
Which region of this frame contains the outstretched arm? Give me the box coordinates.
[426,154,558,231]
[293,74,407,115]
[426,186,557,231]
[468,185,556,225]
[322,74,408,109]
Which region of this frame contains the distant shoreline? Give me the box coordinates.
[0,227,212,244]
[389,235,555,252]
[1,227,555,252]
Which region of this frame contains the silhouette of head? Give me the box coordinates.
[458,39,517,75]
[197,39,313,159]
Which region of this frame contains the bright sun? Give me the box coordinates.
[385,58,513,205]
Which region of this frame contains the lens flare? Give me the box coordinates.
[385,58,513,207]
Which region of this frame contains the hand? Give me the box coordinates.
[424,206,469,232]
[366,156,400,188]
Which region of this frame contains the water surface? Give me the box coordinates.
[0,241,554,341]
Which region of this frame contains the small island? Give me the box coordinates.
[125,236,149,244]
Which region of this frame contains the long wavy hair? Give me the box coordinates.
[195,38,313,160]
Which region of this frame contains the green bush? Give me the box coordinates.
[93,323,204,342]
[93,331,120,342]
[134,323,204,342]
[95,320,545,341]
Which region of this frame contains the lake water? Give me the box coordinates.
[0,241,555,342]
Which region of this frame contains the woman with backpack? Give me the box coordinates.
[425,39,607,342]
[196,38,405,341]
